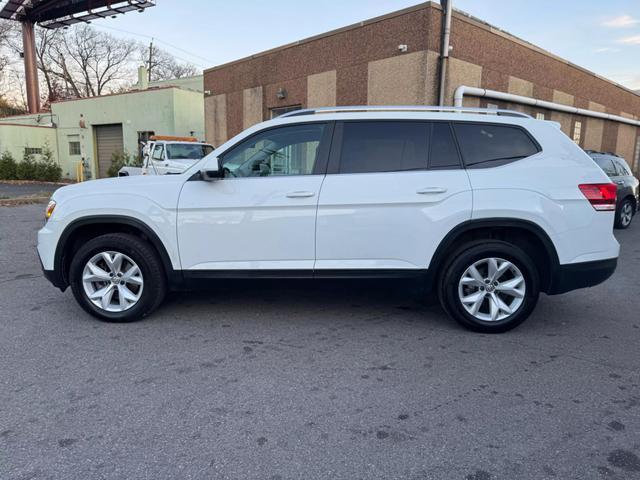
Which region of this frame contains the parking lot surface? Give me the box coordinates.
[0,182,63,199]
[1,204,639,480]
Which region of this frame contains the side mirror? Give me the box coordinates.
[200,157,224,181]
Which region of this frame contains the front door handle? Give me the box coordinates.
[417,187,447,194]
[286,191,315,198]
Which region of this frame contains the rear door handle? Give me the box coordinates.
[417,187,447,194]
[286,191,315,198]
[615,181,624,185]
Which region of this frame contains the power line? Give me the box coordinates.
[90,22,214,67]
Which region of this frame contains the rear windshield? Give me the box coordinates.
[166,144,214,160]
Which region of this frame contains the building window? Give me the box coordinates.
[270,105,302,118]
[634,135,640,172]
[572,121,582,144]
[24,147,42,156]
[138,131,155,143]
[69,142,81,155]
[536,112,545,120]
[486,103,499,109]
[68,135,81,156]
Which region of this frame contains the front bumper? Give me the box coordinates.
[548,257,617,295]
[37,245,68,291]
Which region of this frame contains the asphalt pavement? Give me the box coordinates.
[0,182,64,199]
[1,204,639,480]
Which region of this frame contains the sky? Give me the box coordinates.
[37,0,640,91]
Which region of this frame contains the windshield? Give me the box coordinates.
[166,144,214,160]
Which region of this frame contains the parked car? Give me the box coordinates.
[118,136,214,176]
[38,106,619,333]
[586,150,639,229]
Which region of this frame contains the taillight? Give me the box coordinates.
[578,183,617,211]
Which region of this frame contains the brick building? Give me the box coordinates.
[203,1,640,172]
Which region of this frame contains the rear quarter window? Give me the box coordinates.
[593,157,617,177]
[453,123,540,168]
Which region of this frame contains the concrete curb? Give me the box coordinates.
[0,196,50,207]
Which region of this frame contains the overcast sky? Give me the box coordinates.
[87,0,639,90]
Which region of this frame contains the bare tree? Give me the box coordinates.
[140,42,198,82]
[0,20,12,79]
[2,21,199,106]
[46,25,137,97]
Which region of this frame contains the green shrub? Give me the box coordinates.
[12,144,62,182]
[0,151,17,180]
[107,150,131,177]
[37,144,62,182]
[16,151,37,180]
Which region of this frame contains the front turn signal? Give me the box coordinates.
[45,200,57,220]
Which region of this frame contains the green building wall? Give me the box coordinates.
[52,86,205,179]
[0,123,58,165]
[0,85,204,180]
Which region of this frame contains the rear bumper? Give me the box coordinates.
[548,257,617,295]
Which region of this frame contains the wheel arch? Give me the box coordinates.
[55,215,181,290]
[428,218,560,293]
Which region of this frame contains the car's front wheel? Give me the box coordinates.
[615,199,634,229]
[438,240,540,333]
[69,233,166,322]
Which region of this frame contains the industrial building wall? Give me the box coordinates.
[203,1,640,171]
[0,124,58,165]
[51,87,204,179]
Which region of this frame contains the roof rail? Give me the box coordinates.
[279,105,533,119]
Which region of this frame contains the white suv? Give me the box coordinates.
[38,106,619,332]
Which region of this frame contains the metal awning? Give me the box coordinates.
[0,0,155,28]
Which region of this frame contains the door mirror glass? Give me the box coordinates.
[200,157,223,181]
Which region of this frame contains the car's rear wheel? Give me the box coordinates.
[438,240,540,333]
[615,199,634,229]
[69,233,166,322]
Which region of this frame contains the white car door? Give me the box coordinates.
[177,122,332,272]
[316,120,472,272]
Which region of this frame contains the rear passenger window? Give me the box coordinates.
[429,123,461,169]
[453,123,539,167]
[339,122,428,174]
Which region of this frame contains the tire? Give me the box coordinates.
[69,233,167,322]
[614,199,634,230]
[437,240,540,333]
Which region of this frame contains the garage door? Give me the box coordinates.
[95,124,124,178]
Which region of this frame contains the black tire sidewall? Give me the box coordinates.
[69,234,165,322]
[440,241,540,333]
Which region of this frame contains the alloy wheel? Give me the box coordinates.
[458,257,526,322]
[621,202,633,227]
[82,251,144,312]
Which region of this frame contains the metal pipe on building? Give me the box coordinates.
[437,0,453,106]
[453,85,640,127]
[21,20,40,114]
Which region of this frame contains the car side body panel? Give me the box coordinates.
[466,121,619,264]
[37,175,184,271]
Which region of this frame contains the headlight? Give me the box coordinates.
[45,200,56,220]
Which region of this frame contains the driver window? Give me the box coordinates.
[220,123,326,178]
[152,145,164,161]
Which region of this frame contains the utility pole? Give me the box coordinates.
[147,38,154,82]
[437,0,453,106]
[21,20,40,113]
